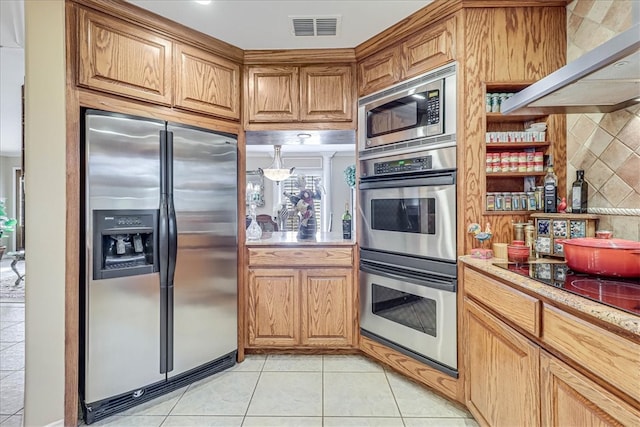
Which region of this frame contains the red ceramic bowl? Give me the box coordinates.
[507,244,530,263]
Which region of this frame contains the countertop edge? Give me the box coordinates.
[245,231,356,246]
[459,255,640,337]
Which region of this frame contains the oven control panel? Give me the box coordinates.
[374,156,433,175]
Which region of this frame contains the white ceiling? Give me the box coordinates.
[128,0,432,50]
[0,0,433,156]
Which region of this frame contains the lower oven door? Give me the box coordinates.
[359,172,456,262]
[360,260,457,375]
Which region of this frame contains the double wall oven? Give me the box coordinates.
[358,63,458,377]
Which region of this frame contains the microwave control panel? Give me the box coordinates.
[425,90,440,125]
[374,156,433,175]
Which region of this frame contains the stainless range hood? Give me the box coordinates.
[501,23,640,115]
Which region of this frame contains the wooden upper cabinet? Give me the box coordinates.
[358,16,456,96]
[174,43,240,120]
[246,64,354,124]
[300,65,354,122]
[400,16,456,80]
[358,46,401,97]
[247,66,299,122]
[78,8,172,105]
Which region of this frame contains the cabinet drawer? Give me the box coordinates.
[248,247,352,267]
[464,268,541,336]
[543,305,640,402]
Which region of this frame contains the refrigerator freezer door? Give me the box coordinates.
[85,112,165,403]
[167,123,238,377]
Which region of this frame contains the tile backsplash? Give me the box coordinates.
[566,0,640,241]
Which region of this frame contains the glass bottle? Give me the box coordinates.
[571,169,588,213]
[341,202,352,239]
[543,157,558,213]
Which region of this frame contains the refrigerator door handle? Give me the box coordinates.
[166,130,176,373]
[159,130,170,374]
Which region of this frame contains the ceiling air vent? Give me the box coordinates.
[291,16,340,37]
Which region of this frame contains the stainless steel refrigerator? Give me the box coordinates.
[80,109,238,423]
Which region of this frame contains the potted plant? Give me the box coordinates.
[0,199,17,261]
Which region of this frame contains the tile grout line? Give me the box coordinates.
[240,355,266,426]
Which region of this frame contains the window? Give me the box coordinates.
[281,174,322,232]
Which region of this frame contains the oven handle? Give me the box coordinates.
[359,172,455,190]
[360,260,457,293]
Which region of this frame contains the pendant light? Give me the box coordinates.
[259,145,295,182]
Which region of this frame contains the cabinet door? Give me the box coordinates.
[78,8,172,105]
[357,46,401,96]
[174,44,240,120]
[300,65,354,122]
[400,16,456,80]
[300,268,354,347]
[464,297,540,427]
[246,66,299,122]
[248,269,299,346]
[541,351,640,426]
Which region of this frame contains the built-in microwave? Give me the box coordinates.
[358,63,456,152]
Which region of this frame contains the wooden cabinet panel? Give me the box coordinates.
[247,269,299,346]
[401,16,455,80]
[542,305,640,402]
[78,8,172,105]
[464,297,540,427]
[174,43,240,119]
[464,268,541,336]
[357,46,401,96]
[300,269,353,346]
[300,65,354,122]
[248,247,353,267]
[246,66,299,122]
[541,351,640,427]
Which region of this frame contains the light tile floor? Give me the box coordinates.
[0,270,478,427]
[88,354,478,427]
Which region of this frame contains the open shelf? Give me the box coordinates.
[486,113,546,123]
[486,142,550,150]
[487,172,546,178]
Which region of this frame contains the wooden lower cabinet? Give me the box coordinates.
[464,297,540,427]
[247,264,355,348]
[248,269,299,346]
[541,351,640,427]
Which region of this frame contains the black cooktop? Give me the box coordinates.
[495,262,640,316]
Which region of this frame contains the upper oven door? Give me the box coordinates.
[359,172,456,262]
[364,79,443,149]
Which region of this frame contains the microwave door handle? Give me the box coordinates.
[360,262,457,293]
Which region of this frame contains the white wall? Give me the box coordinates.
[0,47,24,156]
[0,155,21,252]
[24,1,66,425]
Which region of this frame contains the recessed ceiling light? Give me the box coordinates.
[195,0,211,5]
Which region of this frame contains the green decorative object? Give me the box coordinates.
[344,164,356,188]
[0,199,17,239]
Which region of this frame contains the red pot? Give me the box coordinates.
[558,237,640,278]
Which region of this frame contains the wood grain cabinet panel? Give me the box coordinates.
[542,305,640,402]
[174,43,240,120]
[400,16,456,80]
[247,269,299,346]
[300,65,354,122]
[301,269,353,346]
[78,8,172,105]
[246,66,299,122]
[357,46,401,97]
[464,297,540,427]
[246,247,356,349]
[541,351,640,427]
[464,268,541,336]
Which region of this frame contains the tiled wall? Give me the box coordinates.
[566,0,640,240]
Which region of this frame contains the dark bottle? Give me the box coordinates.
[543,157,557,213]
[341,202,352,240]
[571,169,588,213]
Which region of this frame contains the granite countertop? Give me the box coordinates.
[459,255,640,337]
[246,231,355,246]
